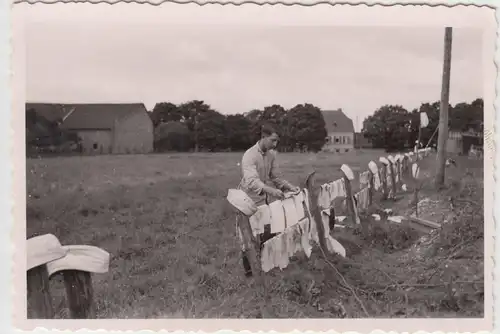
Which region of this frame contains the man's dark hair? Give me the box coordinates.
[261,123,279,137]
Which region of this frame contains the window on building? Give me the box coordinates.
[335,137,339,143]
[336,149,340,153]
[93,143,98,150]
[345,149,349,153]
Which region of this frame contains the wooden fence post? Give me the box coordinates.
[379,157,390,200]
[27,234,110,319]
[63,270,95,319]
[388,156,397,198]
[401,155,407,179]
[395,156,402,184]
[237,212,263,279]
[367,161,379,207]
[341,164,360,225]
[27,234,67,319]
[402,155,407,178]
[303,171,329,254]
[368,171,375,207]
[27,265,54,319]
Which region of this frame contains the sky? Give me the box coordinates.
[15,3,485,131]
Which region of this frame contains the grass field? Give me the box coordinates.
[26,149,485,318]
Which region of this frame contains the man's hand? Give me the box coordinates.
[265,186,284,199]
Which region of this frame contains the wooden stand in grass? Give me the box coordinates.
[403,155,411,180]
[395,157,402,184]
[62,270,95,318]
[388,157,397,197]
[341,164,360,225]
[379,158,390,200]
[236,212,264,279]
[231,200,272,317]
[367,160,380,207]
[303,171,329,254]
[368,171,375,207]
[27,234,110,319]
[27,265,55,319]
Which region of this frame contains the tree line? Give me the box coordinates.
[361,98,483,152]
[149,101,328,153]
[25,98,484,155]
[150,98,483,153]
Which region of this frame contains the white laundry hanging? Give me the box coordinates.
[282,197,299,228]
[248,204,270,236]
[269,200,286,234]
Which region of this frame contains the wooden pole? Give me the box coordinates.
[303,172,329,253]
[404,156,411,179]
[398,159,403,183]
[342,172,360,225]
[368,171,375,206]
[395,160,401,184]
[435,27,453,187]
[63,270,96,319]
[414,186,420,218]
[237,213,263,278]
[27,265,54,319]
[416,126,422,162]
[389,161,397,198]
[381,165,389,200]
[236,211,270,317]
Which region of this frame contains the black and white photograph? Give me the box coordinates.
[11,1,495,331]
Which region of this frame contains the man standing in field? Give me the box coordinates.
[237,123,300,276]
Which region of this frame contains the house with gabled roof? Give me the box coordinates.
[26,103,154,155]
[321,108,355,153]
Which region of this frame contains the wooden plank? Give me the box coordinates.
[405,219,433,234]
[368,171,375,207]
[27,265,54,319]
[237,211,271,317]
[237,212,263,278]
[396,160,402,183]
[388,160,397,197]
[380,163,389,200]
[63,270,96,319]
[303,171,329,254]
[403,156,410,178]
[341,165,360,225]
[408,215,442,229]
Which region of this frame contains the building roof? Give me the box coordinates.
[26,103,67,123]
[322,109,354,133]
[26,103,148,130]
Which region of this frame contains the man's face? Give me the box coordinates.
[262,133,279,151]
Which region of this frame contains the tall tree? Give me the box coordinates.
[177,100,217,151]
[225,114,253,151]
[245,105,287,145]
[449,98,483,132]
[154,121,192,152]
[196,110,228,151]
[286,103,327,152]
[150,102,182,127]
[361,105,411,151]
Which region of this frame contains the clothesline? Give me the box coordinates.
[232,147,433,275]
